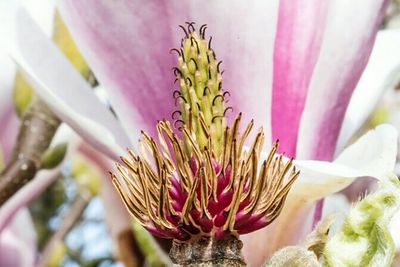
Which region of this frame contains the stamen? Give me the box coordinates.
[170,48,181,56]
[199,24,207,39]
[179,25,189,37]
[223,107,233,116]
[172,110,182,119]
[212,95,224,105]
[185,22,196,33]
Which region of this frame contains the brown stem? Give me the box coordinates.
[169,236,246,266]
[117,229,145,267]
[38,190,92,266]
[0,99,60,205]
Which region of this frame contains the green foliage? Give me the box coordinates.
[70,157,100,196]
[29,177,67,249]
[45,242,67,267]
[41,143,68,169]
[12,72,34,117]
[132,221,170,266]
[323,176,400,267]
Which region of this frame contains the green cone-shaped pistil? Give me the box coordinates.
[173,24,227,157]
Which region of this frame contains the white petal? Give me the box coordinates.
[0,209,37,267]
[11,8,131,161]
[390,209,400,251]
[293,124,398,201]
[337,29,400,153]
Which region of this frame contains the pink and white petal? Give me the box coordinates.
[294,124,397,201]
[0,167,61,232]
[0,209,37,267]
[78,143,133,241]
[271,0,328,157]
[241,199,314,266]
[58,0,181,140]
[296,0,389,161]
[321,193,350,235]
[12,9,130,161]
[58,0,279,140]
[182,1,280,135]
[242,124,397,265]
[337,29,400,153]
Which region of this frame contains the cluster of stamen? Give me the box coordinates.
[112,23,299,242]
[112,113,298,241]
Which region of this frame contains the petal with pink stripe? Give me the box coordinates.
[271,0,328,157]
[58,0,280,141]
[296,0,389,161]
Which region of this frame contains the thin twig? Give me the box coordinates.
[38,190,92,266]
[0,98,60,205]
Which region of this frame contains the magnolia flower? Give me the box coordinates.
[11,0,400,265]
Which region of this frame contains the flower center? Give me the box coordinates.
[111,23,299,242]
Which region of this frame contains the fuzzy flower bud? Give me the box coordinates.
[323,176,400,267]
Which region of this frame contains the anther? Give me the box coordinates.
[208,36,213,49]
[223,91,231,98]
[190,58,198,70]
[199,24,207,38]
[218,82,222,90]
[186,77,193,87]
[179,25,189,37]
[173,90,181,99]
[172,110,182,119]
[174,78,179,84]
[223,107,233,116]
[208,67,212,79]
[191,37,200,54]
[212,115,224,123]
[185,22,196,33]
[172,67,182,77]
[175,95,187,106]
[203,87,211,96]
[217,61,223,73]
[212,94,224,105]
[180,49,185,62]
[169,48,181,56]
[174,119,185,129]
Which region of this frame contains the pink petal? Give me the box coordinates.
[58,0,279,139]
[12,8,130,161]
[0,209,37,267]
[78,143,133,240]
[0,167,61,232]
[296,0,389,161]
[271,0,328,157]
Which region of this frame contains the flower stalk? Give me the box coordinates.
[170,236,245,266]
